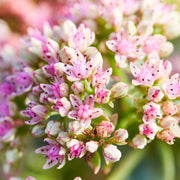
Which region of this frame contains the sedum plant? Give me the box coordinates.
[0,0,180,179]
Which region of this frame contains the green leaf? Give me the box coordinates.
[86,151,101,174]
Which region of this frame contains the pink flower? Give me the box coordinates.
[106,29,145,68]
[91,68,112,88]
[147,86,164,103]
[21,104,47,125]
[41,39,60,64]
[142,35,166,54]
[139,121,159,140]
[36,138,66,169]
[0,101,15,117]
[163,73,180,99]
[143,102,162,122]
[66,139,86,160]
[55,50,95,82]
[0,82,15,99]
[121,0,139,16]
[68,23,95,52]
[51,97,71,117]
[99,0,123,29]
[68,95,103,128]
[0,117,15,142]
[95,88,111,104]
[8,68,33,95]
[130,59,164,86]
[40,82,69,99]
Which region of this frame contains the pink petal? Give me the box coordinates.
[43,158,59,169]
[92,108,103,118]
[130,62,140,77]
[68,110,78,119]
[85,95,94,108]
[70,94,82,108]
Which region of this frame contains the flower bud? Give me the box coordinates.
[58,83,69,97]
[56,131,70,145]
[96,121,115,137]
[147,86,164,103]
[163,17,180,39]
[160,116,177,128]
[0,117,15,142]
[162,101,177,116]
[103,145,121,164]
[69,121,84,135]
[71,81,85,95]
[113,129,128,143]
[33,69,48,84]
[26,176,37,180]
[32,124,45,137]
[45,121,61,136]
[60,20,76,42]
[127,21,137,36]
[60,46,76,63]
[110,82,128,99]
[132,135,147,149]
[157,129,175,145]
[85,140,98,153]
[163,61,172,76]
[159,42,174,58]
[74,177,82,180]
[95,88,111,104]
[6,149,23,164]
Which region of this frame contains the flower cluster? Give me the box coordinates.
[0,0,180,178]
[17,20,129,172]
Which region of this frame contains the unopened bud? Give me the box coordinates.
[6,149,23,164]
[114,129,128,143]
[85,140,98,153]
[132,134,147,149]
[157,129,175,145]
[74,177,82,180]
[96,121,114,137]
[33,69,48,84]
[71,81,85,95]
[103,145,121,164]
[60,46,76,63]
[159,42,174,58]
[110,82,128,99]
[56,131,70,145]
[26,176,37,180]
[45,121,61,136]
[60,20,76,42]
[160,116,177,128]
[69,121,84,135]
[32,124,45,137]
[162,101,177,116]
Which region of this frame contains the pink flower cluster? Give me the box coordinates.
[0,0,180,177]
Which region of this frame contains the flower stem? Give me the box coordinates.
[107,149,147,180]
[159,143,175,180]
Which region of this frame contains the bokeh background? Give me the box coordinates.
[0,0,179,180]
